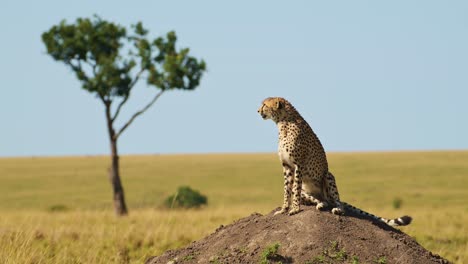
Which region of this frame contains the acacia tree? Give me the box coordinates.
[42,16,206,216]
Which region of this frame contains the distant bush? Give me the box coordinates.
[392,198,402,209]
[47,204,69,212]
[164,186,208,209]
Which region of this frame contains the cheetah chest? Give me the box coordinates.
[277,125,299,168]
[278,144,293,167]
[278,136,296,168]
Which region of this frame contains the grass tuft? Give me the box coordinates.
[375,256,387,264]
[260,242,281,264]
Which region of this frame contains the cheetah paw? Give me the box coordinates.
[288,208,300,215]
[274,208,288,216]
[331,207,344,215]
[316,203,326,211]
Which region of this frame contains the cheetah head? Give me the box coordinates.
[257,97,288,123]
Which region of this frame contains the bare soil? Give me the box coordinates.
[146,205,450,264]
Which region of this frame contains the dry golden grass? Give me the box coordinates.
[0,152,466,263]
[0,209,250,264]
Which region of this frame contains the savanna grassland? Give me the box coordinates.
[0,152,467,263]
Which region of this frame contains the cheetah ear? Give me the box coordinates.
[276,99,283,109]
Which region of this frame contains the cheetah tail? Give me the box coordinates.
[342,202,412,227]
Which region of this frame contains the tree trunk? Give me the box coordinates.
[109,138,128,216]
[104,101,128,216]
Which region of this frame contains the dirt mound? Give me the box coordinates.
[146,205,449,264]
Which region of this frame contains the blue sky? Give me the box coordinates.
[1,1,467,156]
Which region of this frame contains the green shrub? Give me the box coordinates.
[375,256,387,264]
[164,186,207,209]
[260,242,280,264]
[47,204,69,212]
[392,198,402,209]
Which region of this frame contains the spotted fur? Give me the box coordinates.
[258,97,412,226]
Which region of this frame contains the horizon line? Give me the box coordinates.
[1,149,467,159]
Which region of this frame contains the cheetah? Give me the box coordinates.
[258,97,412,226]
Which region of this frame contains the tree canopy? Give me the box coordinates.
[42,16,205,95]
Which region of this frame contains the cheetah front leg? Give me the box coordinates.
[274,165,293,215]
[288,164,303,215]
